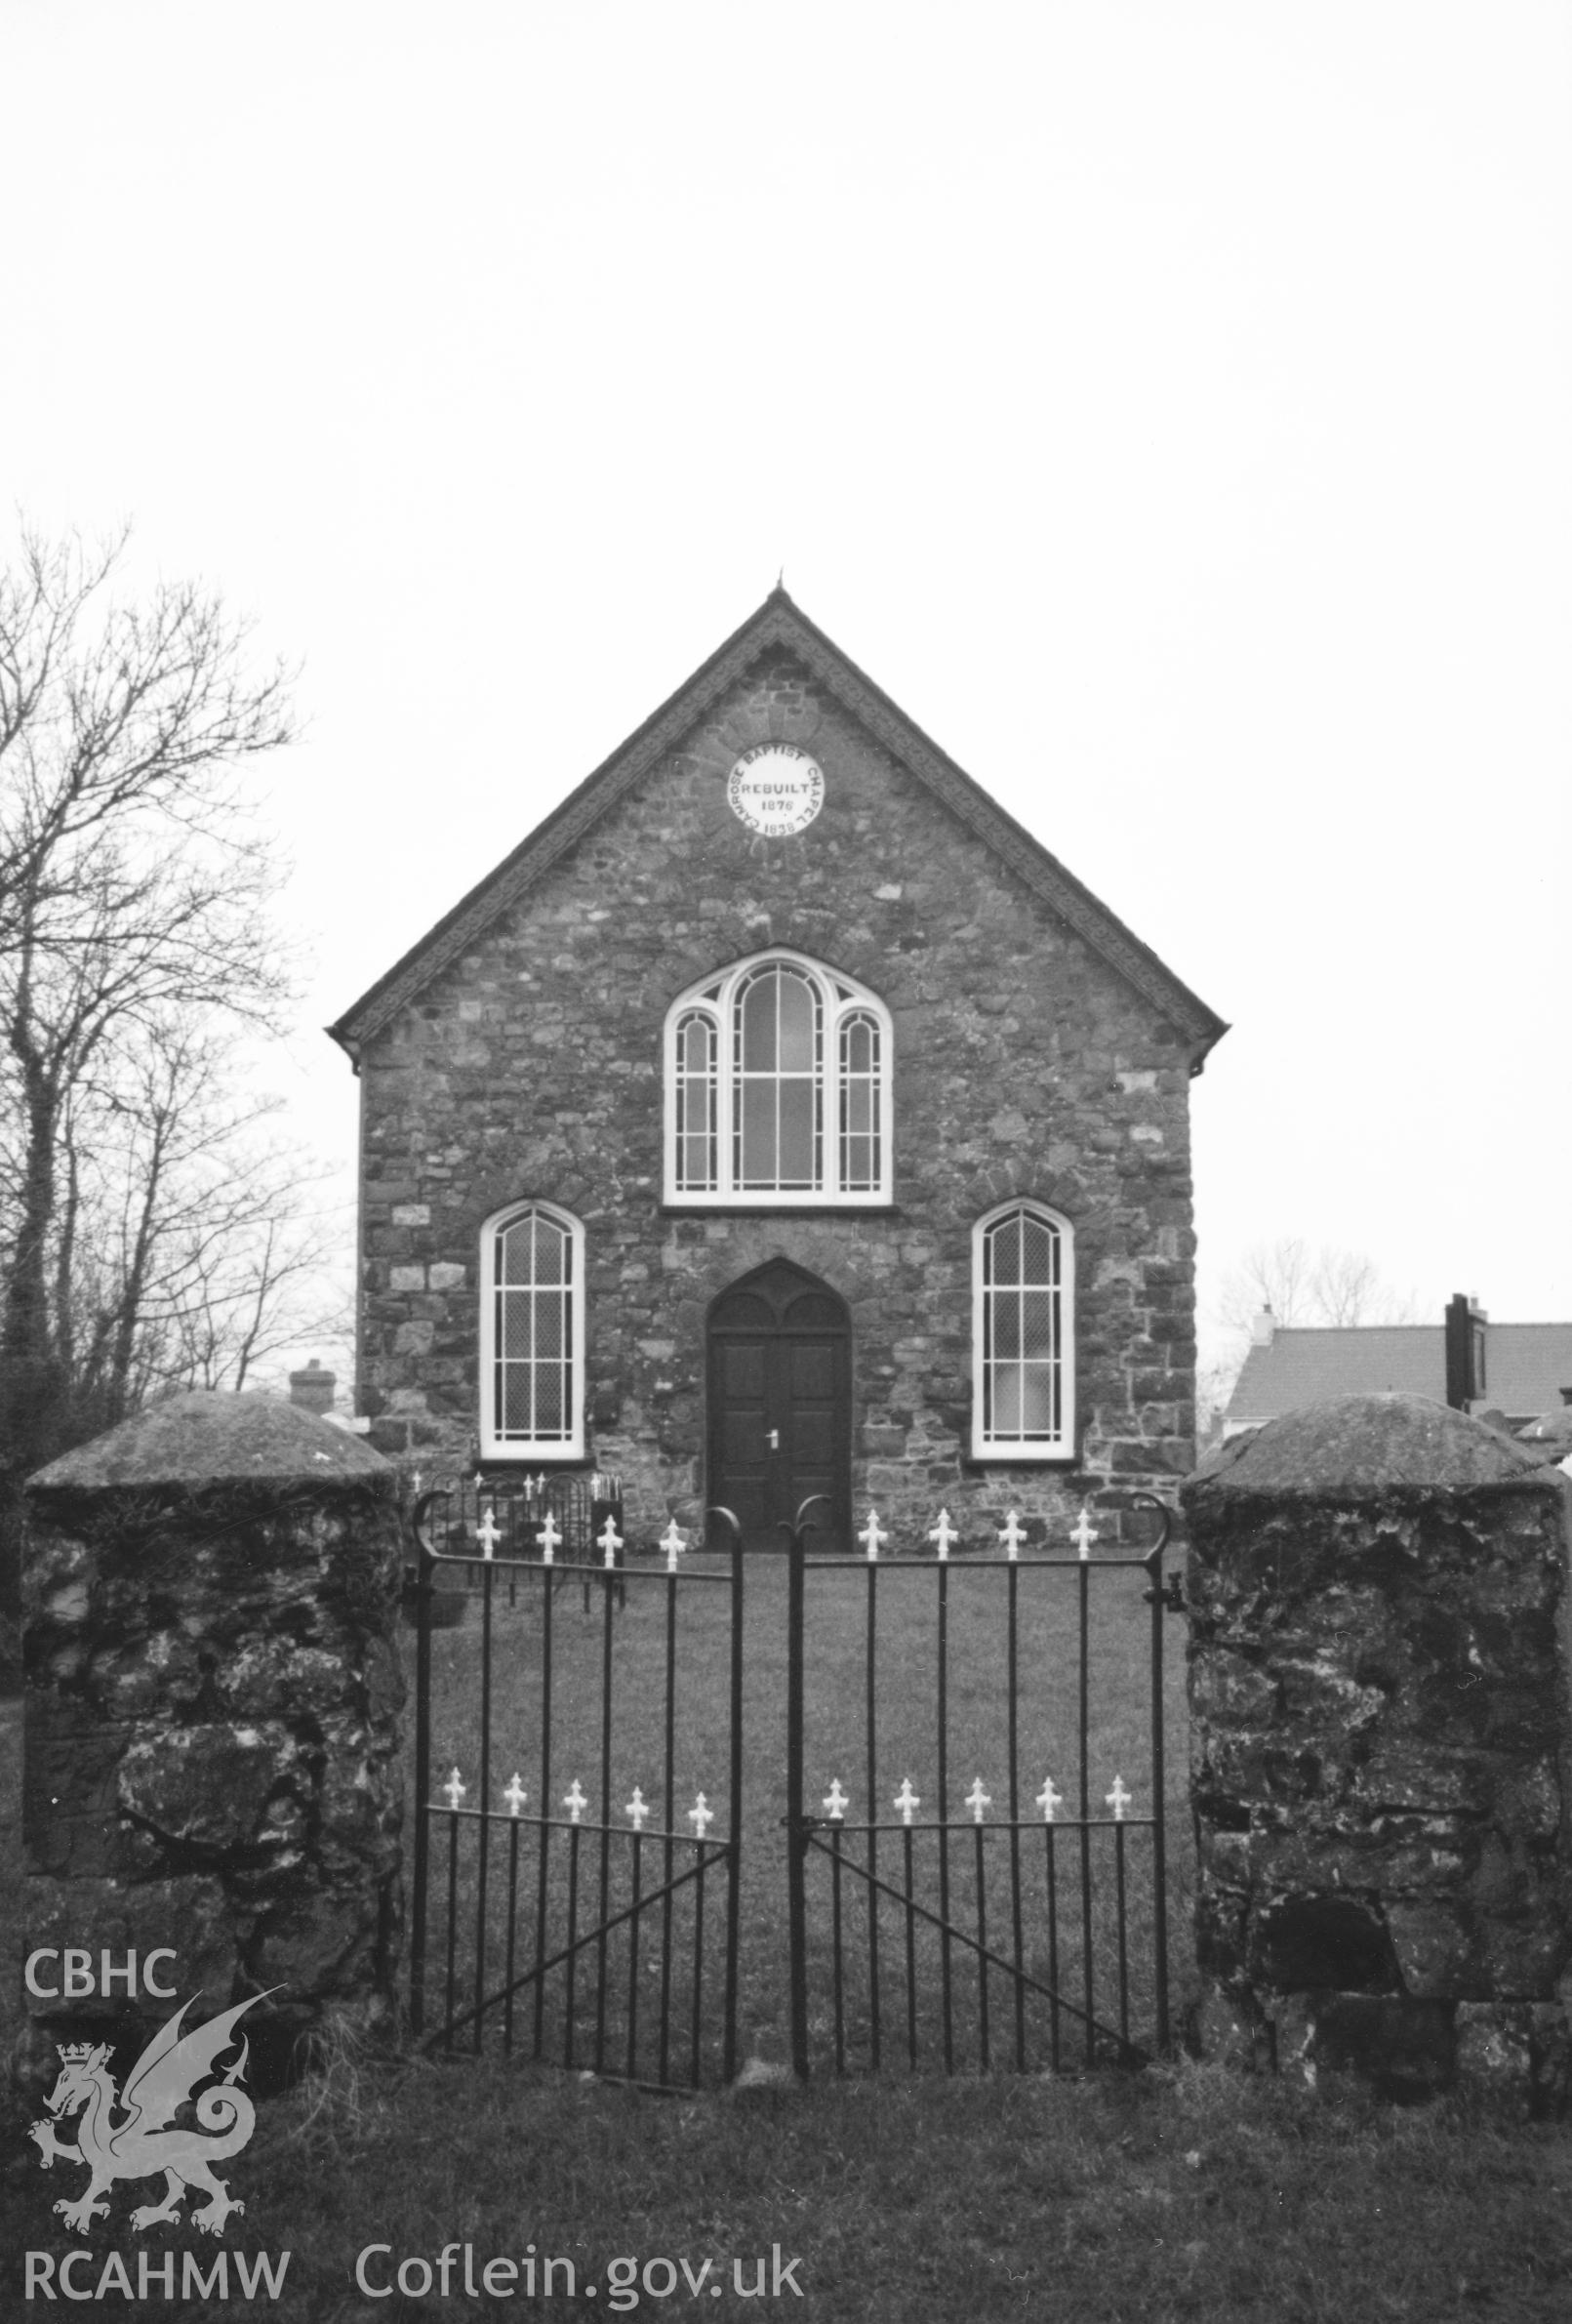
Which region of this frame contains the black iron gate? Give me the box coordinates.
[782,1493,1176,2077]
[408,1484,1176,2085]
[409,1483,745,2088]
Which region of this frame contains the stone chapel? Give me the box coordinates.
[329,591,1227,1548]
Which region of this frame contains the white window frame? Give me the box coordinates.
[663,950,893,1206]
[971,1200,1075,1460]
[478,1202,586,1461]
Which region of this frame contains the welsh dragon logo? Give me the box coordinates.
[28,1990,275,2238]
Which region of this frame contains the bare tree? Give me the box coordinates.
[1216,1238,1421,1337]
[10,1017,349,1433]
[1203,1237,1424,1432]
[0,524,297,1621]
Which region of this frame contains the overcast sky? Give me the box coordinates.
[7,2,1569,1373]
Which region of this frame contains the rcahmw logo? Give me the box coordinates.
[22,1982,292,2303]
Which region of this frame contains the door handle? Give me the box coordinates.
[766,1429,781,1451]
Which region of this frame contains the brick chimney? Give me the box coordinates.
[288,1358,337,1418]
[1250,1306,1275,1348]
[1443,1293,1487,1410]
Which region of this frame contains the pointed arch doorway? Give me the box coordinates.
[706,1259,852,1551]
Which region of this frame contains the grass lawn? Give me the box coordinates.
[11,2024,1572,2322]
[410,1544,1189,2082]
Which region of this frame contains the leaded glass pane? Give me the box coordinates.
[1021,1216,1057,1284]
[535,1366,565,1435]
[501,1366,534,1435]
[843,1016,874,1076]
[534,1294,565,1359]
[680,1013,713,1076]
[1020,1289,1057,1358]
[534,1215,567,1285]
[740,1078,777,1183]
[741,974,777,1070]
[499,1220,533,1283]
[499,1289,532,1360]
[777,972,815,1070]
[778,1080,815,1183]
[1024,1365,1061,1435]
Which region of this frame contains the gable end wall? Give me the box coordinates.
[355,657,1198,1542]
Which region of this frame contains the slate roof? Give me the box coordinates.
[328,588,1229,1066]
[1226,1323,1572,1430]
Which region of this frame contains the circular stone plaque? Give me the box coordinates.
[726,743,825,836]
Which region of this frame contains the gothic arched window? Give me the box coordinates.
[972,1201,1074,1457]
[665,952,892,1204]
[479,1202,585,1460]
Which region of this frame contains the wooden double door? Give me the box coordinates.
[707,1260,852,1552]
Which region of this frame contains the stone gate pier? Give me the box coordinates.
[1182,1395,1572,2110]
[20,1394,404,2087]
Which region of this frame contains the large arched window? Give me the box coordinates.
[479,1202,585,1460]
[972,1201,1074,1458]
[665,951,892,1204]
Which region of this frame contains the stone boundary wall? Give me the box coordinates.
[20,1394,404,2088]
[1182,1395,1572,2112]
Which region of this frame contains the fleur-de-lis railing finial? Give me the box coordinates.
[823,1778,849,1820]
[659,1518,686,1572]
[625,1786,650,1831]
[966,1776,991,1824]
[860,1509,887,1561]
[1036,1776,1063,1823]
[442,1767,466,1812]
[894,1776,920,1825]
[504,1774,528,1817]
[537,1511,561,1564]
[688,1793,715,1839]
[1106,1775,1132,1821]
[1071,1504,1099,1561]
[929,1509,957,1561]
[475,1504,502,1560]
[562,1778,587,1824]
[998,1509,1027,1561]
[599,1513,624,1569]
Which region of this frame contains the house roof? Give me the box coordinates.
[1226,1323,1572,1429]
[327,588,1229,1065]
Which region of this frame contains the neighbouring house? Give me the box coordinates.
[1224,1293,1572,1440]
[328,588,1228,1548]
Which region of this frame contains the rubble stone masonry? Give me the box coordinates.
[21,1394,404,2085]
[355,654,1204,1543]
[1183,1396,1572,2111]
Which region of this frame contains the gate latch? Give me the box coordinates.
[1145,1570,1186,1614]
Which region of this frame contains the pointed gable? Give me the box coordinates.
[328,589,1227,1066]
